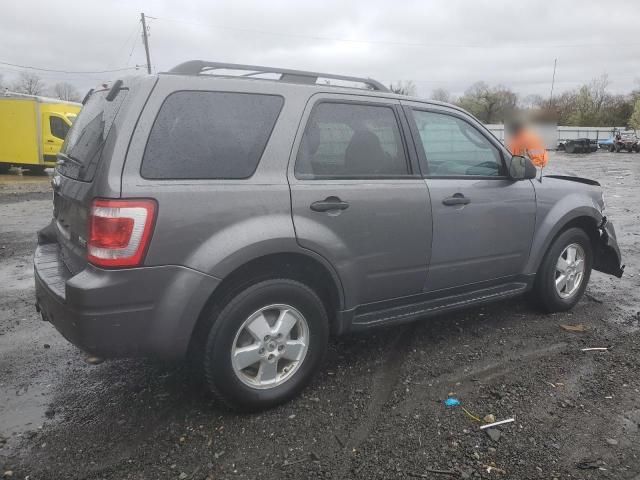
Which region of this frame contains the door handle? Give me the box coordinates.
[47,140,54,143]
[310,196,349,212]
[442,193,470,206]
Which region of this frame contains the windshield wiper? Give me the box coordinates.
[56,152,83,168]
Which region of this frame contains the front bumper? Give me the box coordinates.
[34,240,219,359]
[594,217,624,278]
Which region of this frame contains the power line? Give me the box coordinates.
[0,61,139,75]
[126,24,142,65]
[153,15,640,49]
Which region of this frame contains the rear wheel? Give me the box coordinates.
[201,279,329,411]
[532,228,592,313]
[0,163,10,174]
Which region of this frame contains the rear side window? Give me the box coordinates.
[295,102,409,179]
[59,87,129,182]
[141,92,284,179]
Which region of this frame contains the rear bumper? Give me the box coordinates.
[594,217,624,278]
[34,241,220,359]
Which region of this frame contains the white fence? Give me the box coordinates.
[485,124,626,149]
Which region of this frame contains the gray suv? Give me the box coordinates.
[34,61,623,410]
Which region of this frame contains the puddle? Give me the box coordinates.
[0,381,51,435]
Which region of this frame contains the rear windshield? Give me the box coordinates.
[141,91,283,179]
[58,87,128,181]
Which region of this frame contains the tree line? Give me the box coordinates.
[0,72,81,102]
[390,75,640,130]
[2,71,639,129]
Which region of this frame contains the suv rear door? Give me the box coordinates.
[289,94,432,308]
[403,102,536,291]
[52,78,154,274]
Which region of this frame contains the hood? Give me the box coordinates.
[543,174,600,187]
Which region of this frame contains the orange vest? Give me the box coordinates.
[508,130,549,168]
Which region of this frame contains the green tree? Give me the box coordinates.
[629,98,640,131]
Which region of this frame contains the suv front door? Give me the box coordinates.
[289,95,432,308]
[403,103,536,292]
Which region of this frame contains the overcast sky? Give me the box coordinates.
[1,0,639,99]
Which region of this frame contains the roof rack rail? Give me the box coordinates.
[167,60,389,92]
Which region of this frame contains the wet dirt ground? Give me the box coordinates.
[0,151,639,479]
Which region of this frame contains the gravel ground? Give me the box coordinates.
[0,151,639,480]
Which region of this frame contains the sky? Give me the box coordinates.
[1,0,639,99]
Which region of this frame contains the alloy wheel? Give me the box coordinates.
[555,243,586,299]
[230,304,309,389]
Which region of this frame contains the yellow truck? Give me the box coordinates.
[0,94,81,174]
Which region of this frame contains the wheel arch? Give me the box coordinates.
[526,207,603,275]
[188,250,345,357]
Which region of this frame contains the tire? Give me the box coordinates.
[565,143,575,154]
[201,279,328,411]
[609,144,615,152]
[0,163,11,174]
[532,228,593,313]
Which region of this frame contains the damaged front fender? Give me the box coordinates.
[594,217,624,278]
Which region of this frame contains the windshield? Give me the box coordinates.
[58,86,128,181]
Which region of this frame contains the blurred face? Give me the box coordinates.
[508,124,522,136]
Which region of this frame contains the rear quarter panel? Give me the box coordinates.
[121,77,315,279]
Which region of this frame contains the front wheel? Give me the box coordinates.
[532,228,593,313]
[202,279,329,411]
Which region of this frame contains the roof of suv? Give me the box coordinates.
[158,60,467,115]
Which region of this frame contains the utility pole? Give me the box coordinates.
[140,12,152,74]
[548,58,557,105]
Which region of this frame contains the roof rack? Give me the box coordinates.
[167,60,389,92]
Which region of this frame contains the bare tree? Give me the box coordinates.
[389,80,416,96]
[52,82,80,102]
[456,82,517,123]
[13,72,44,95]
[430,88,451,103]
[568,74,612,126]
[520,94,544,110]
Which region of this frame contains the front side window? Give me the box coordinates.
[412,110,504,177]
[50,116,70,139]
[295,102,409,179]
[141,91,283,180]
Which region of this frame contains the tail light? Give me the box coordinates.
[87,199,157,268]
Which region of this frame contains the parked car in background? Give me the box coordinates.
[598,136,615,150]
[558,138,598,153]
[0,93,81,174]
[610,131,639,152]
[34,61,624,410]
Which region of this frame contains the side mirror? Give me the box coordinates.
[508,155,537,180]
